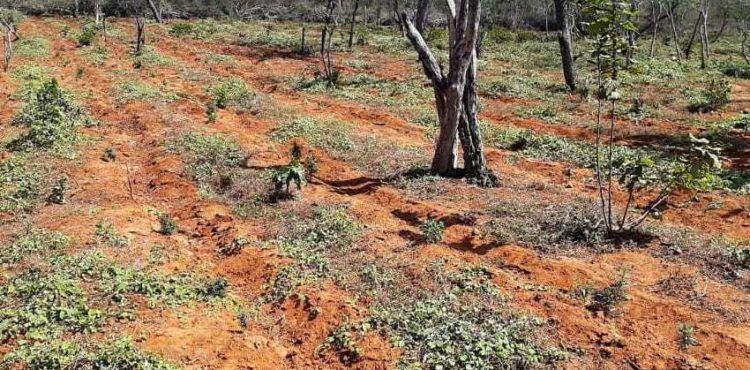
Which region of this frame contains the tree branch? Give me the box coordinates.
[400,11,444,85]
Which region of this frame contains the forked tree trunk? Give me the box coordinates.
[135,16,145,53]
[400,0,497,186]
[2,21,18,72]
[554,0,576,91]
[321,0,338,84]
[699,10,708,69]
[147,0,164,23]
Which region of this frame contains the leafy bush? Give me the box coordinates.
[133,47,178,68]
[0,156,41,213]
[3,338,179,370]
[209,77,258,110]
[113,81,178,103]
[158,213,178,235]
[0,270,105,341]
[94,221,129,248]
[271,118,354,153]
[172,133,245,194]
[585,275,629,317]
[78,25,97,47]
[14,37,52,58]
[263,206,361,304]
[317,325,363,365]
[726,246,750,269]
[47,177,68,205]
[420,218,445,243]
[720,63,750,79]
[687,79,731,113]
[11,79,89,151]
[0,227,70,264]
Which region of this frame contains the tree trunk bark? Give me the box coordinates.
[135,16,145,54]
[458,51,497,186]
[684,14,701,59]
[667,7,682,62]
[742,28,750,64]
[649,1,662,57]
[348,0,360,48]
[95,0,102,26]
[2,22,17,72]
[400,0,496,185]
[554,0,576,91]
[414,0,431,34]
[147,0,163,23]
[699,10,708,69]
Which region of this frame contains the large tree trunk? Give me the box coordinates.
[94,0,102,26]
[684,13,701,59]
[414,0,431,33]
[458,51,496,186]
[554,0,576,91]
[147,0,163,23]
[699,10,708,68]
[400,0,497,186]
[348,0,360,48]
[2,21,18,73]
[135,16,145,54]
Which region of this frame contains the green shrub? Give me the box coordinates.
[585,275,629,316]
[420,218,445,243]
[78,25,97,47]
[0,156,41,213]
[11,79,89,151]
[687,79,731,113]
[0,228,70,264]
[94,221,129,248]
[726,246,750,269]
[158,213,178,235]
[113,81,178,103]
[720,63,750,79]
[0,270,105,341]
[317,325,363,365]
[47,177,68,205]
[14,37,52,58]
[3,338,179,370]
[678,324,699,350]
[209,77,258,110]
[171,133,245,194]
[271,118,354,153]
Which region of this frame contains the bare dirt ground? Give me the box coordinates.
[2,18,749,370]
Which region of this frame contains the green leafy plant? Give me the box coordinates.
[95,221,129,248]
[317,325,363,365]
[0,156,41,213]
[209,77,258,110]
[586,274,629,317]
[688,79,731,113]
[0,227,70,264]
[420,218,445,243]
[11,79,89,151]
[270,146,306,199]
[678,323,699,349]
[47,177,68,205]
[78,25,97,47]
[158,213,178,235]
